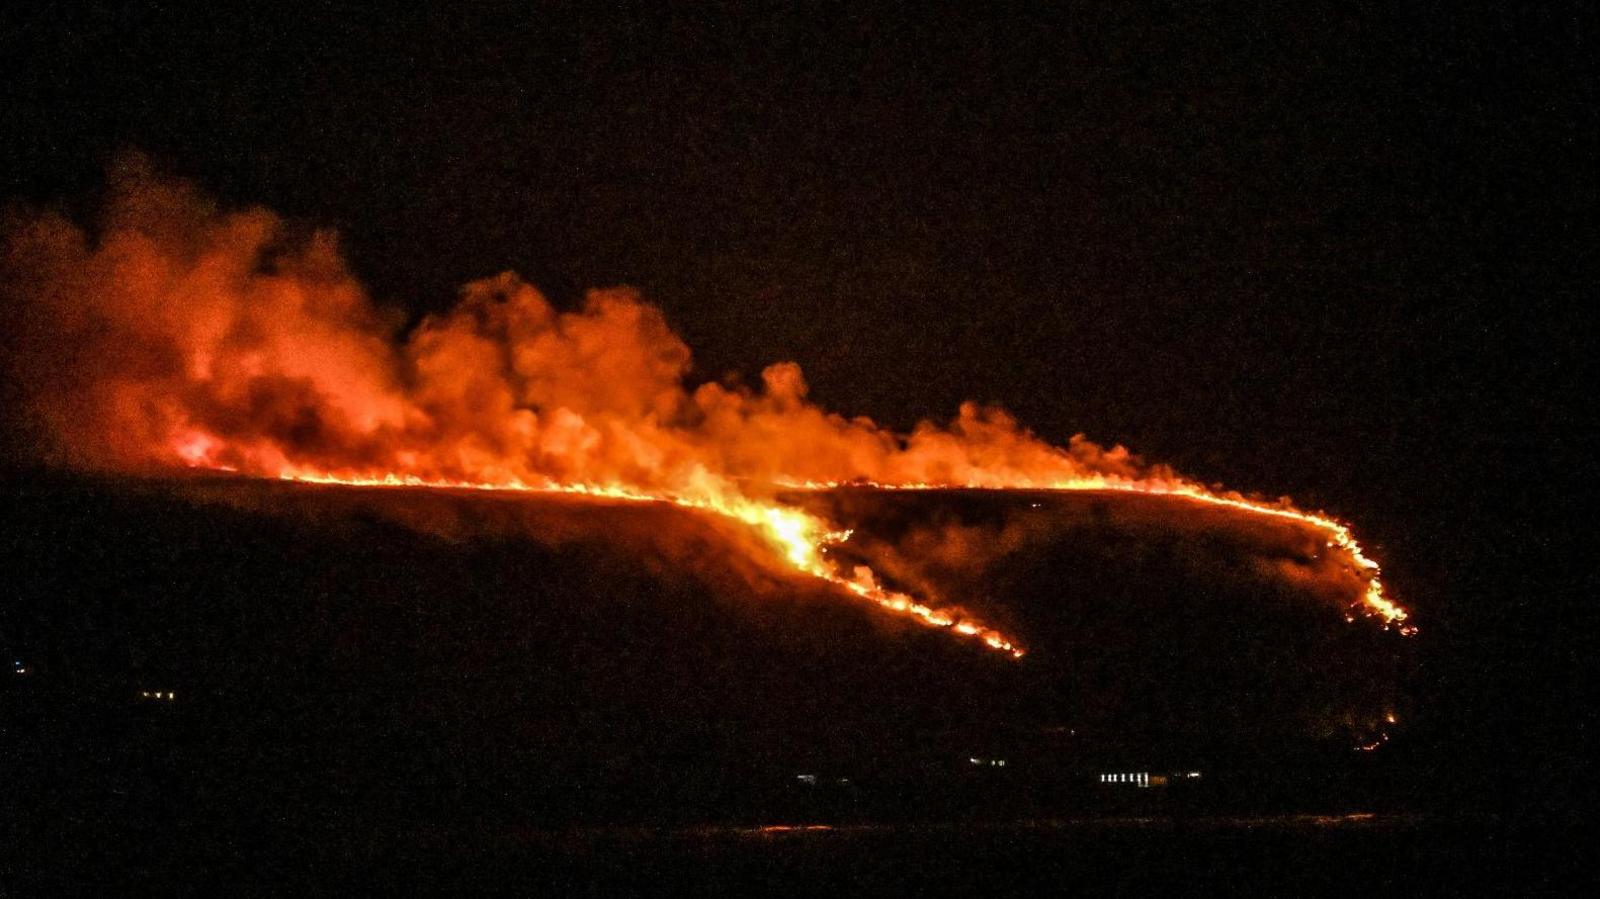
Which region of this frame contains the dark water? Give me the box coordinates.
[10,812,1576,895]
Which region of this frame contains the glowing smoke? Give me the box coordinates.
[0,157,1409,649]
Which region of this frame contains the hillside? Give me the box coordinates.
[2,471,1412,828]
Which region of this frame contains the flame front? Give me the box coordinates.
[782,477,1410,634]
[1,161,1410,656]
[174,452,1032,657]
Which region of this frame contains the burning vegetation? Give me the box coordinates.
[0,158,1410,659]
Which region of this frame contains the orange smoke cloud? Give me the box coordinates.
[0,158,1409,652]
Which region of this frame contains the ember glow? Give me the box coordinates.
[224,463,1029,656]
[1,161,1410,655]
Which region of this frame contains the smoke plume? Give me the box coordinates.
[1,158,1407,644]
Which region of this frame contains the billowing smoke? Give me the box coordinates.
[2,157,1157,495]
[0,157,1407,643]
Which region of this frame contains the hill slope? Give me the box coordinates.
[2,471,1411,827]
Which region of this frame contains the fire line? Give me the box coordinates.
[193,463,1030,658]
[181,456,1412,661]
[7,166,1414,659]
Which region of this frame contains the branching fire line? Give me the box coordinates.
[187,462,1030,657]
[4,163,1413,659]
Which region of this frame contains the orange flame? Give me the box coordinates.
[171,446,1030,657]
[781,477,1409,633]
[2,161,1411,657]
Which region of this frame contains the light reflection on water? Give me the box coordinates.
[730,812,1412,838]
[511,812,1426,845]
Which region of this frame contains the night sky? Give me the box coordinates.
[2,3,1590,807]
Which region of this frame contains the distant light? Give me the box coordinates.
[757,824,833,834]
[796,774,817,785]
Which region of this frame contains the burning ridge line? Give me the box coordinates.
[783,477,1412,635]
[196,464,1029,658]
[6,166,1412,659]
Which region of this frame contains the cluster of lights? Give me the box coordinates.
[1355,733,1390,752]
[139,690,176,701]
[1099,771,1202,787]
[794,774,852,786]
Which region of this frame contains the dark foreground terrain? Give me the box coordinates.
[0,471,1579,892]
[18,813,1548,895]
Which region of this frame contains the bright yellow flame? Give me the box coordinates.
[781,476,1413,635]
[191,461,1030,657]
[178,436,1413,657]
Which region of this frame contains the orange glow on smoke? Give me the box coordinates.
[781,477,1411,634]
[3,161,1411,657]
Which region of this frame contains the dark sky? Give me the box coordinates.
[1,3,1591,751]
